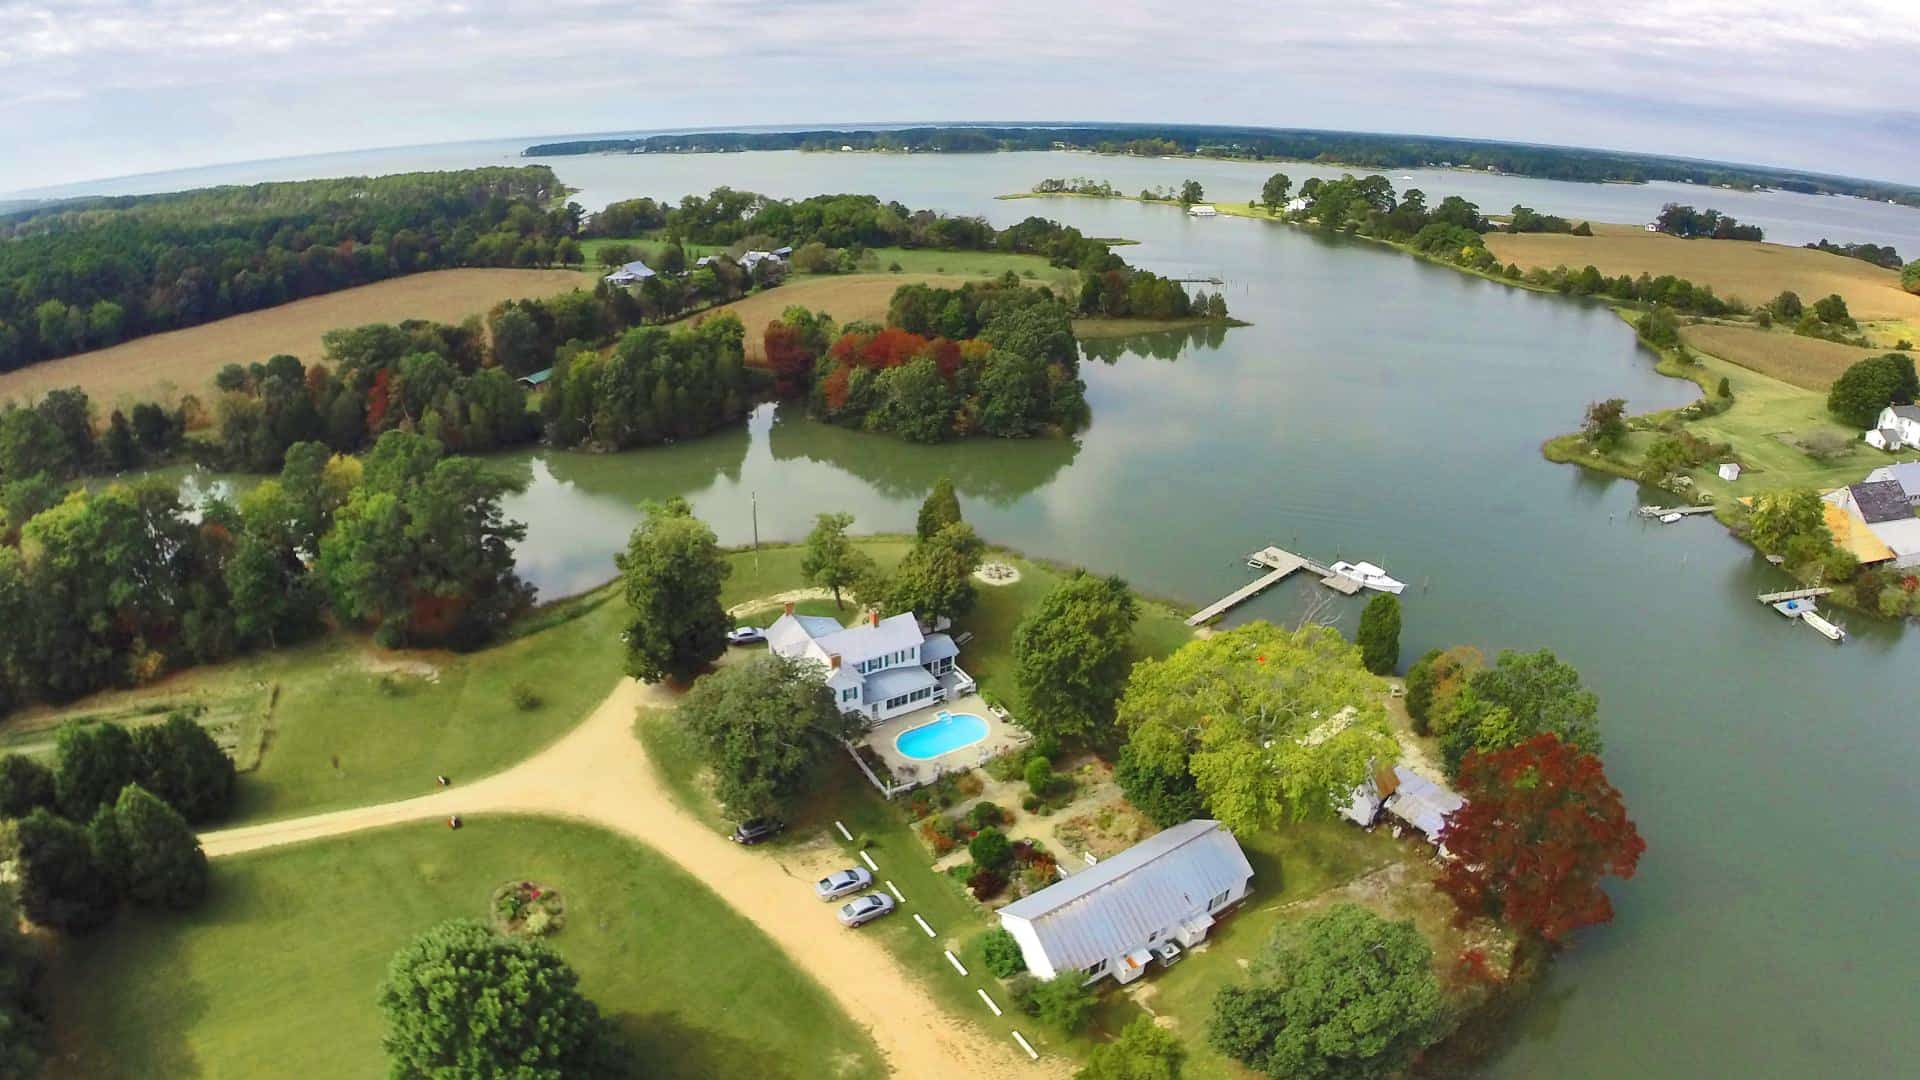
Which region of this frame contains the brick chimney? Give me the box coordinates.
[783,601,795,616]
[829,653,841,670]
[869,609,880,628]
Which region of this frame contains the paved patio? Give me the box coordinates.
[857,693,1029,788]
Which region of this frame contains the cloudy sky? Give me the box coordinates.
[4,0,1918,194]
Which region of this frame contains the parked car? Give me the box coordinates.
[726,626,765,646]
[729,818,784,845]
[814,867,873,901]
[1152,941,1183,967]
[837,892,896,927]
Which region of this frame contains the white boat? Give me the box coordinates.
[1328,561,1407,595]
[1802,612,1846,641]
[1659,512,1683,524]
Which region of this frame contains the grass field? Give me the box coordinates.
[2,586,631,824]
[0,269,598,408]
[45,816,884,1079]
[1678,322,1885,391]
[1486,223,1920,322]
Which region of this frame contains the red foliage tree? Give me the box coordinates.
[1437,733,1645,947]
[923,337,962,380]
[762,322,816,398]
[365,367,393,432]
[859,327,929,370]
[819,365,852,413]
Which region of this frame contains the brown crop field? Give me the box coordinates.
[0,268,596,407]
[1486,223,1920,321]
[1678,322,1885,391]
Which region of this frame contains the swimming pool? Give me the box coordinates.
[894,711,989,760]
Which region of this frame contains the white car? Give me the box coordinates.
[837,892,895,927]
[814,867,873,901]
[726,626,765,646]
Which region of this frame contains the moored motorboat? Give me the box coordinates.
[1328,560,1407,594]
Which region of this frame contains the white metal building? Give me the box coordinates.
[998,819,1253,986]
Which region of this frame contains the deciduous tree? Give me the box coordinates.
[14,809,118,932]
[801,512,873,609]
[1117,623,1397,833]
[0,754,56,818]
[885,522,983,624]
[1356,593,1401,675]
[53,722,138,822]
[379,919,624,1078]
[1208,904,1441,1080]
[618,497,731,684]
[1259,173,1292,211]
[1078,1016,1186,1080]
[92,783,208,910]
[1439,648,1600,775]
[132,713,237,824]
[1437,733,1645,947]
[675,653,854,818]
[1013,572,1138,743]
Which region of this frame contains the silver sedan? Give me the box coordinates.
[815,867,874,901]
[837,892,896,927]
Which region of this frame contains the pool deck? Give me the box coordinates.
[856,694,1029,787]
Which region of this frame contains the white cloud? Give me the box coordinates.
[1,0,1916,192]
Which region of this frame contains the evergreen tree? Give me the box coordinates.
[915,477,962,540]
[14,809,118,932]
[93,784,208,910]
[1356,593,1402,675]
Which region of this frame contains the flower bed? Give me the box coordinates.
[489,880,566,937]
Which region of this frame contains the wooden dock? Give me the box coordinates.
[1186,547,1362,626]
[1638,505,1716,519]
[1757,587,1832,604]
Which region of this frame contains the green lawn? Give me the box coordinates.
[6,586,631,825]
[46,816,884,1080]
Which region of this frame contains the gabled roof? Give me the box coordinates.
[1865,461,1920,496]
[812,612,923,665]
[919,633,959,664]
[1889,405,1920,423]
[517,367,553,386]
[1847,480,1912,524]
[1384,768,1464,840]
[1000,820,1252,973]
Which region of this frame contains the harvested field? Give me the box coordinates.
[0,268,596,407]
[1678,322,1885,391]
[1487,222,1920,321]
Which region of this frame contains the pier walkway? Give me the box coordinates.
[1186,546,1362,626]
[1757,586,1833,604]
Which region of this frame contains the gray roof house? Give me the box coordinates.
[765,606,972,724]
[603,259,656,287]
[1342,764,1465,852]
[999,819,1253,985]
[1833,480,1914,524]
[1865,462,1920,507]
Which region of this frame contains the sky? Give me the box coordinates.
[4,0,1919,194]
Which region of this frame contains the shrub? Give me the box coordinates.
[888,261,904,273]
[967,868,1007,900]
[0,754,57,819]
[918,816,959,856]
[1021,794,1042,812]
[1904,260,1920,296]
[510,683,542,711]
[1029,975,1098,1033]
[980,927,1027,977]
[967,801,1005,831]
[969,826,1013,870]
[1717,377,1732,399]
[955,772,985,798]
[983,750,1027,782]
[1007,974,1039,1014]
[523,909,554,936]
[1024,756,1055,797]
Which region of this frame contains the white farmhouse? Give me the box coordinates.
[602,259,656,287]
[998,819,1253,986]
[765,606,972,725]
[1867,405,1920,451]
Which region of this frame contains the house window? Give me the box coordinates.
[1085,958,1108,976]
[1209,888,1231,911]
[841,687,857,702]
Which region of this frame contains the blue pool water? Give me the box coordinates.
[894,711,989,760]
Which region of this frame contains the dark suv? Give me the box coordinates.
[730,818,785,845]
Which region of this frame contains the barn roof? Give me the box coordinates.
[1848,480,1912,524]
[999,820,1252,973]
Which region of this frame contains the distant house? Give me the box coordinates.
[1865,427,1904,452]
[1717,462,1742,482]
[771,245,794,258]
[1341,764,1465,852]
[1186,204,1218,217]
[603,259,656,287]
[516,367,553,390]
[1864,461,1920,507]
[1644,222,1660,233]
[998,820,1253,986]
[1874,405,1920,447]
[1284,197,1311,213]
[738,250,787,278]
[693,254,725,269]
[765,605,972,724]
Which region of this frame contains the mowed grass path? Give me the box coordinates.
[0,268,597,407]
[46,816,884,1080]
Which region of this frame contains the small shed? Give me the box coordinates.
[516,368,553,390]
[1717,462,1741,482]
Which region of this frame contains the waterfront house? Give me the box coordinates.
[1187,204,1218,217]
[603,259,656,287]
[765,605,972,725]
[1341,764,1465,853]
[1864,462,1920,507]
[998,820,1253,986]
[1823,481,1920,568]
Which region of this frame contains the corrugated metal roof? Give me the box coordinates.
[813,613,924,664]
[1385,768,1463,840]
[1866,461,1920,498]
[1000,820,1252,973]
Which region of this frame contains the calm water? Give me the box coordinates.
[148,148,1919,1075]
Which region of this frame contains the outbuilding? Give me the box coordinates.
[603,259,656,287]
[1717,462,1741,482]
[998,819,1253,986]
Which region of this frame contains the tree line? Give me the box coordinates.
[524,125,1920,207]
[0,431,531,718]
[1804,238,1902,269]
[760,279,1087,443]
[0,167,578,372]
[1654,203,1764,241]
